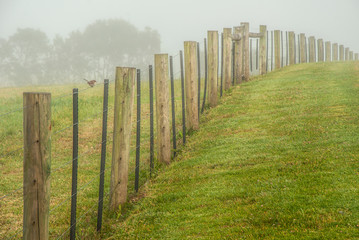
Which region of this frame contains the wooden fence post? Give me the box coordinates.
[355,53,358,61]
[325,41,331,62]
[110,67,136,211]
[332,43,338,61]
[233,26,243,83]
[23,92,51,240]
[345,47,349,61]
[309,37,315,63]
[274,30,281,69]
[184,41,199,130]
[300,34,306,63]
[349,51,353,60]
[317,39,324,62]
[259,25,267,75]
[241,22,250,81]
[223,28,232,90]
[339,45,344,61]
[288,31,295,65]
[207,31,219,107]
[154,54,171,164]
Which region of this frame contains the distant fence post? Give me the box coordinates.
[259,25,267,75]
[349,51,353,61]
[281,31,284,68]
[241,22,250,81]
[233,26,243,83]
[207,31,219,107]
[339,45,344,61]
[154,54,171,164]
[300,33,306,63]
[223,28,232,90]
[274,30,281,69]
[288,31,295,65]
[325,41,331,62]
[309,36,315,63]
[110,67,136,211]
[355,53,358,61]
[271,31,274,70]
[345,47,349,61]
[23,92,51,240]
[317,39,324,62]
[184,41,199,130]
[332,43,338,61]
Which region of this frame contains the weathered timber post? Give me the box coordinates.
[259,25,267,75]
[271,31,274,70]
[355,53,358,61]
[293,33,297,64]
[317,39,324,62]
[349,51,353,60]
[281,31,284,67]
[110,67,136,211]
[286,31,289,66]
[23,92,51,240]
[345,47,349,61]
[339,45,344,61]
[325,41,331,62]
[300,34,306,63]
[223,28,232,90]
[332,43,338,61]
[274,30,281,69]
[308,37,315,63]
[154,54,171,164]
[207,31,218,107]
[288,31,295,65]
[233,26,243,83]
[241,22,250,81]
[184,41,199,130]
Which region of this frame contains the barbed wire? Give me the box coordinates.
[0,185,22,201]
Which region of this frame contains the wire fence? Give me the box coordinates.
[1,22,358,239]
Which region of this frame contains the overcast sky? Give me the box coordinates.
[1,0,358,55]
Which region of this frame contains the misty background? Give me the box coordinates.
[0,0,358,86]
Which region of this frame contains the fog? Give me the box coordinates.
[0,0,358,86]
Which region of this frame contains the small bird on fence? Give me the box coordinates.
[83,79,96,87]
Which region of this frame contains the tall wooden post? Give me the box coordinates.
[325,41,331,62]
[288,31,295,65]
[233,26,243,83]
[154,54,171,164]
[300,34,306,63]
[332,43,338,61]
[317,39,324,62]
[23,92,51,240]
[274,30,281,69]
[241,22,250,81]
[184,41,199,130]
[110,67,136,211]
[355,53,358,61]
[259,25,267,75]
[345,47,349,61]
[339,45,344,61]
[207,31,218,107]
[308,37,315,63]
[223,28,232,90]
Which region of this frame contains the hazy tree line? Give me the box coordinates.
[0,19,160,86]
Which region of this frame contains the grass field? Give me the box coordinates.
[1,61,359,239]
[102,61,359,239]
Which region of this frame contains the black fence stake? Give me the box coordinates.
[220,33,223,97]
[149,65,154,176]
[197,42,201,120]
[201,38,208,113]
[135,69,141,192]
[170,56,177,158]
[96,79,109,231]
[180,50,186,145]
[70,88,79,240]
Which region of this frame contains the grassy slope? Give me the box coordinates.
[106,62,359,239]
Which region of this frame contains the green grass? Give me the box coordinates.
[101,61,359,239]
